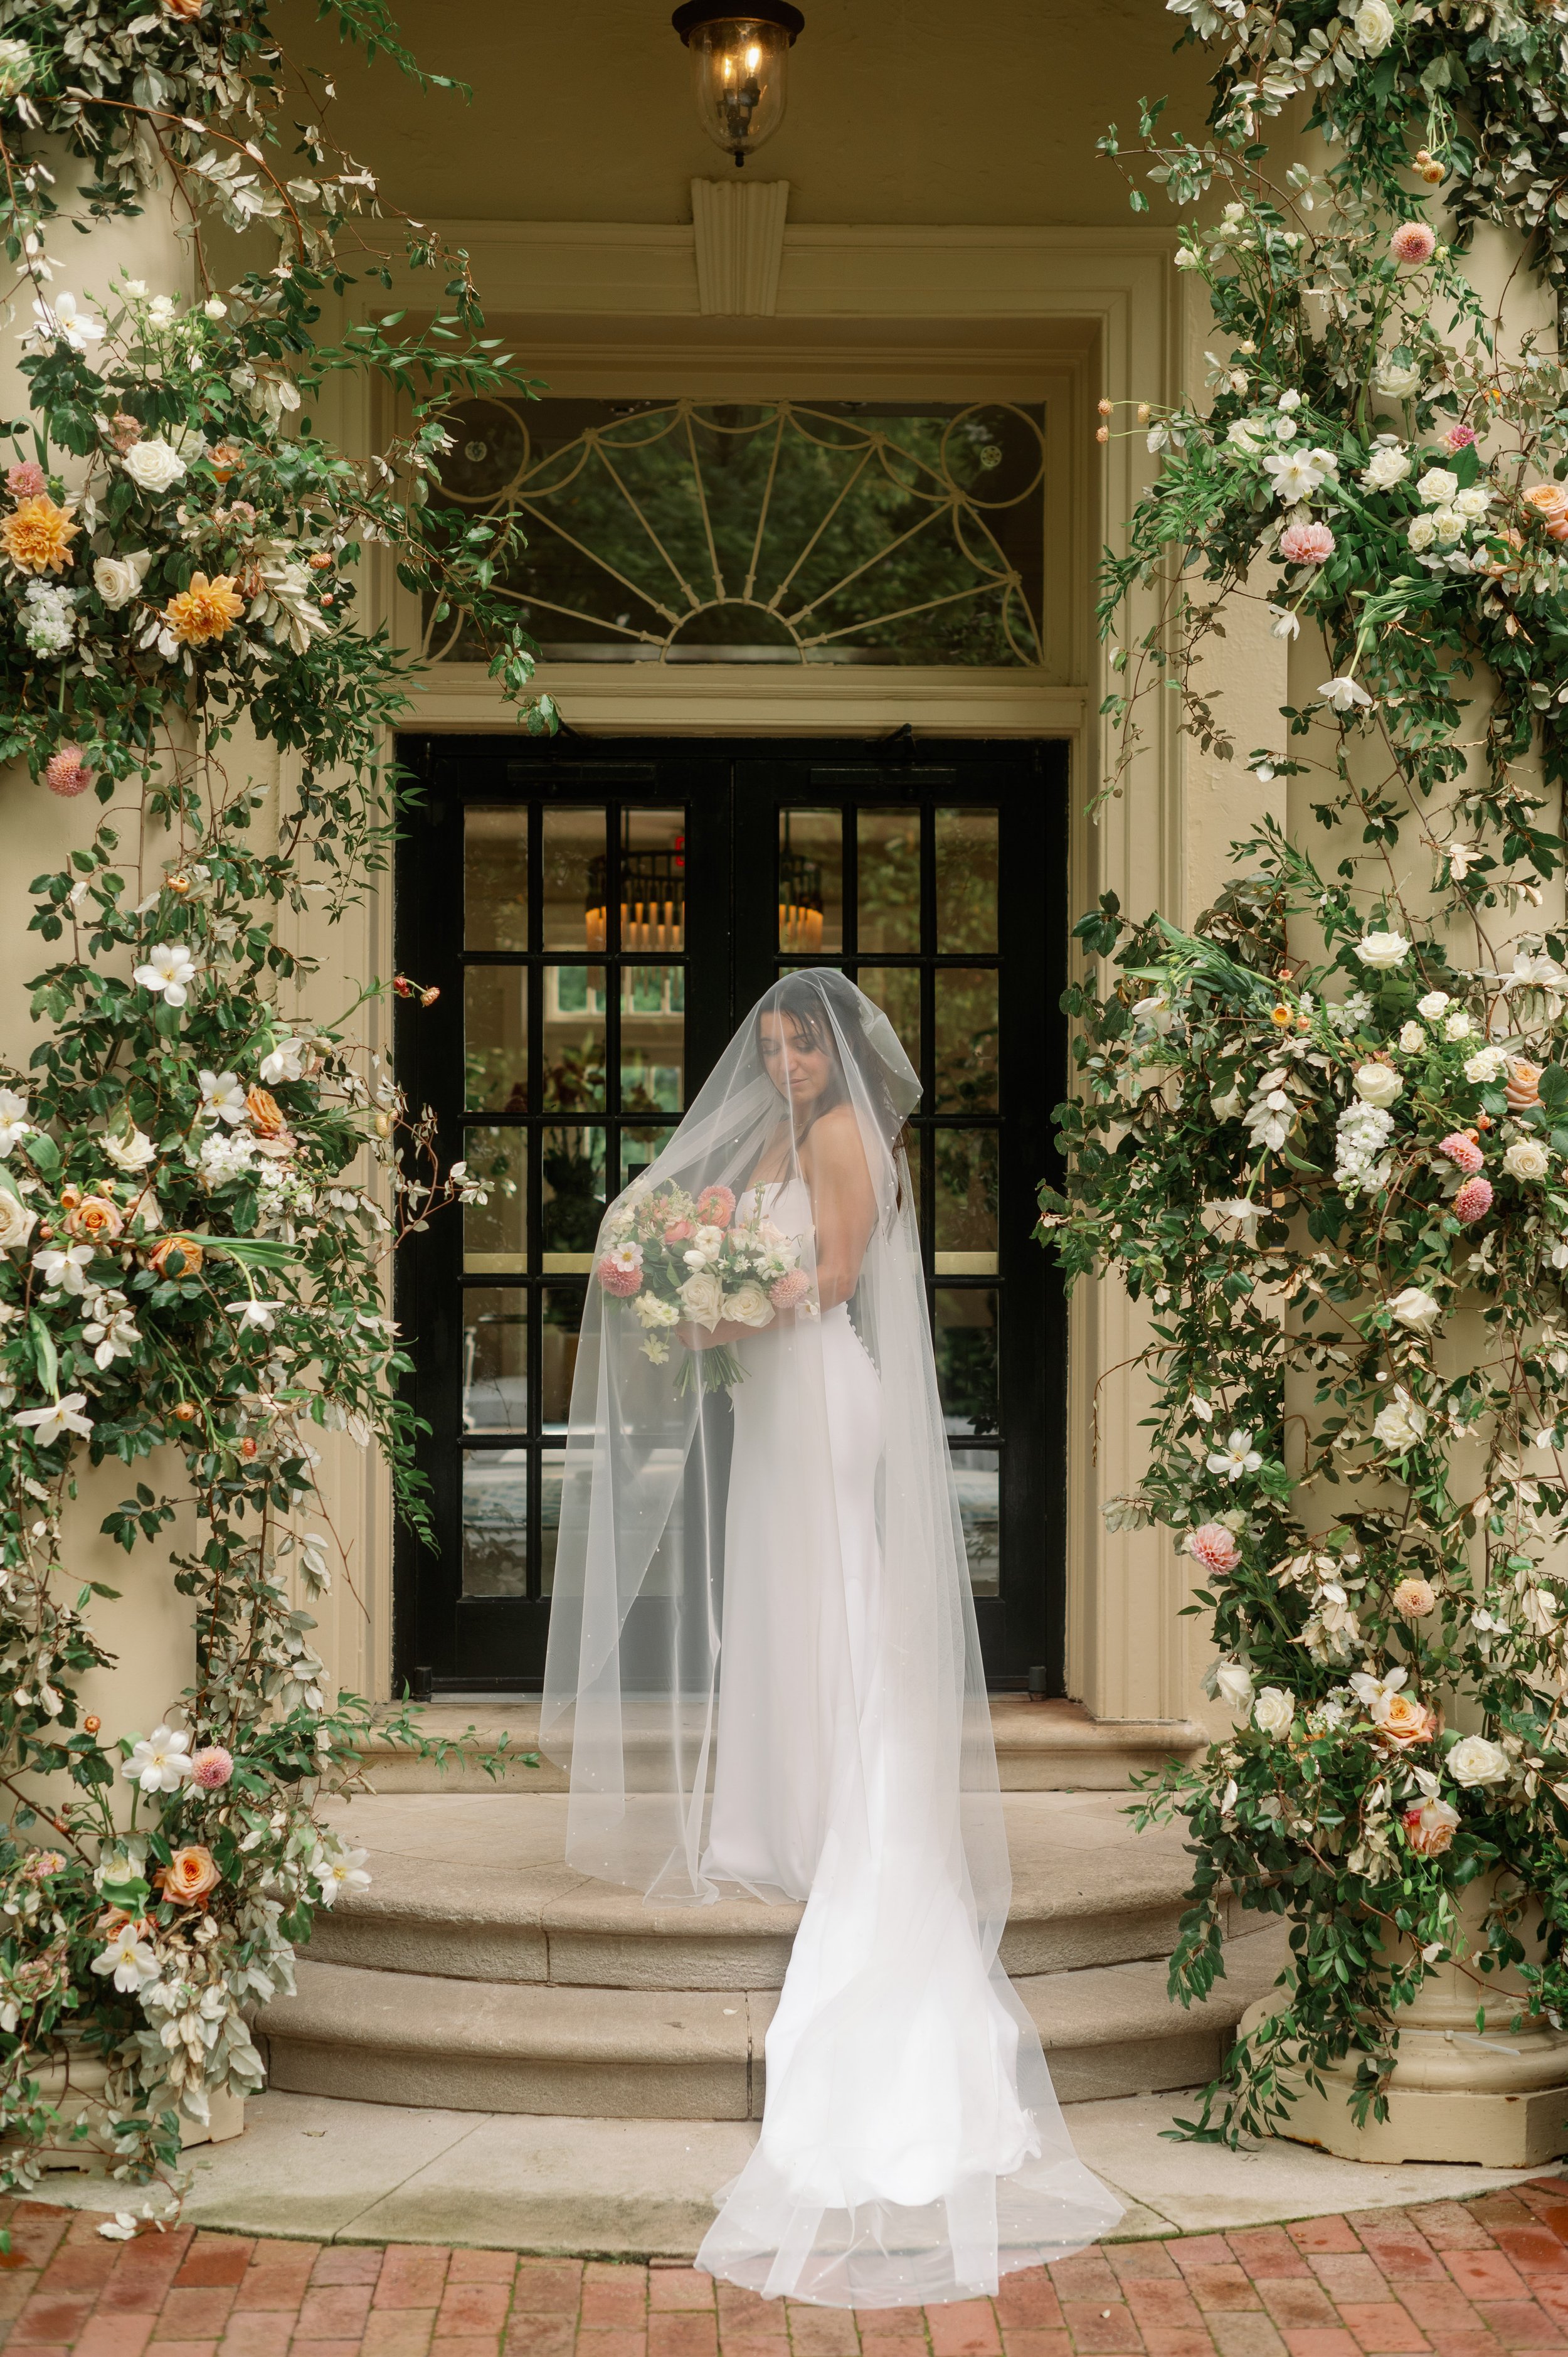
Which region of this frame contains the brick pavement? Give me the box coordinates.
[5,2179,1568,2357]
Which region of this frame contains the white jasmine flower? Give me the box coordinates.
[13,1391,93,1448]
[1463,1045,1508,1083]
[1253,1686,1295,1737]
[1350,1664,1409,1723]
[82,1294,140,1369]
[259,1040,306,1085]
[1353,1061,1402,1109]
[311,1845,371,1905]
[120,438,187,496]
[0,1089,31,1156]
[93,550,152,610]
[1373,1387,1429,1452]
[1503,1139,1550,1182]
[1356,930,1411,969]
[1266,604,1301,641]
[226,1298,282,1333]
[198,1069,247,1126]
[91,1922,159,1995]
[1320,676,1374,713]
[1263,448,1331,502]
[1207,1428,1264,1482]
[132,942,199,1006]
[1416,991,1450,1018]
[30,1243,95,1296]
[1389,1285,1441,1333]
[1446,1733,1509,1788]
[122,1725,193,1794]
[1361,442,1410,490]
[1200,1198,1262,1247]
[31,290,104,354]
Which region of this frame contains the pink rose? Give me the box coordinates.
[45,745,92,798]
[663,1218,694,1244]
[1454,1175,1493,1225]
[768,1270,810,1310]
[696,1186,736,1227]
[1189,1521,1241,1575]
[190,1745,233,1790]
[1438,1132,1483,1175]
[1402,1797,1460,1856]
[1280,521,1335,565]
[6,460,45,501]
[1390,223,1437,266]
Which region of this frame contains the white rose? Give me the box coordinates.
[1431,506,1465,547]
[1444,1011,1474,1041]
[723,1281,775,1330]
[1353,0,1396,50]
[1464,1046,1508,1083]
[1373,1388,1429,1452]
[1503,1138,1549,1182]
[1417,991,1450,1019]
[120,439,186,494]
[0,1193,36,1252]
[1214,1660,1254,1711]
[1446,1733,1509,1789]
[1454,485,1491,521]
[1407,513,1438,553]
[1398,1021,1425,1051]
[1417,467,1459,508]
[1353,1061,1402,1109]
[93,550,152,610]
[1362,442,1411,491]
[678,1271,725,1331]
[1253,1686,1295,1737]
[1389,1285,1441,1333]
[1356,930,1411,969]
[1374,359,1422,399]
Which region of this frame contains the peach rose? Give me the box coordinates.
[63,1193,124,1245]
[1378,1692,1438,1749]
[157,1844,220,1905]
[1392,1575,1436,1618]
[149,1233,204,1277]
[245,1085,287,1137]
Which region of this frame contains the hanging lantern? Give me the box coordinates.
[670,1,805,168]
[778,851,824,954]
[586,849,687,955]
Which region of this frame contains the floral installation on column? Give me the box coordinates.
[1045,0,1568,2141]
[0,6,549,2188]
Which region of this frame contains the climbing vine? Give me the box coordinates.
[0,3,547,2191]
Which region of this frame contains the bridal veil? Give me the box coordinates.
[541,969,1120,2306]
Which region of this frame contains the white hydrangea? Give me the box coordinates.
[18,581,75,657]
[1335,1100,1396,1197]
[1327,991,1374,1035]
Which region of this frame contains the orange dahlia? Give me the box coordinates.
[2,494,80,576]
[163,572,245,647]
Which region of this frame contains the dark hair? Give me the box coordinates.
[756,974,911,1173]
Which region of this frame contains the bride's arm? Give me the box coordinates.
[803,1104,878,1309]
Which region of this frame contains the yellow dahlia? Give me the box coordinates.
[2,493,80,576]
[164,571,245,647]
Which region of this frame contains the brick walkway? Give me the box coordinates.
[6,2180,1568,2357]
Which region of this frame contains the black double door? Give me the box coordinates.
[393,734,1068,1695]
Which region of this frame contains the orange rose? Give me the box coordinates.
[63,1193,124,1245]
[245,1085,287,1138]
[1524,483,1568,520]
[149,1233,204,1277]
[163,572,244,647]
[208,443,243,483]
[1379,1693,1438,1749]
[1506,1060,1543,1111]
[1,494,80,577]
[156,1845,220,1906]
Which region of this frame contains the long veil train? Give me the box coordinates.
[541,970,1120,2306]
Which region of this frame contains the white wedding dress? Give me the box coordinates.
[543,973,1120,2310]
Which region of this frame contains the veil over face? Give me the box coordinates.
[541,969,1119,2306]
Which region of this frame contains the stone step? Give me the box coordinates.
[257,1925,1290,2122]
[362,1698,1208,1795]
[305,1791,1216,1990]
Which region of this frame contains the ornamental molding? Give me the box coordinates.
[691,177,790,316]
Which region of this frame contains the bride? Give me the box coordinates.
[541,971,1119,2307]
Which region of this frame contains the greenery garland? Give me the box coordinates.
[0,3,547,2191]
[1049,0,1568,2144]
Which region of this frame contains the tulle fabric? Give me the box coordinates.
[541,971,1121,2304]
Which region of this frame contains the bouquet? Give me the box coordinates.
[595,1182,815,1392]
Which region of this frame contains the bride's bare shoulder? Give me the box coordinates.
[803,1102,869,1168]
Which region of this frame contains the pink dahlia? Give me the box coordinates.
[44,745,92,797]
[6,460,45,500]
[190,1744,233,1790]
[696,1184,736,1227]
[662,1218,694,1244]
[1280,521,1335,565]
[769,1269,810,1310]
[1442,423,1478,454]
[597,1243,644,1297]
[1189,1521,1241,1575]
[1438,1131,1484,1175]
[1454,1174,1493,1225]
[1390,222,1437,267]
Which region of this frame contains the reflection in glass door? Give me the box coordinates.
[396,739,1064,1691]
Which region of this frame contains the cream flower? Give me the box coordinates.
[1361,442,1410,491]
[121,438,186,495]
[1253,1686,1295,1737]
[198,1070,247,1126]
[723,1280,775,1330]
[0,1193,36,1252]
[1374,359,1422,398]
[1353,0,1396,50]
[1389,1286,1441,1332]
[1207,1429,1263,1482]
[678,1270,725,1331]
[1503,1138,1549,1181]
[0,1088,31,1156]
[1355,930,1411,969]
[1417,991,1451,1018]
[1416,466,1459,508]
[93,550,152,610]
[1353,1061,1402,1108]
[1463,1045,1508,1083]
[101,1124,156,1172]
[91,1922,158,1995]
[1213,1660,1254,1710]
[133,942,199,1006]
[1446,1733,1509,1788]
[1373,1388,1428,1452]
